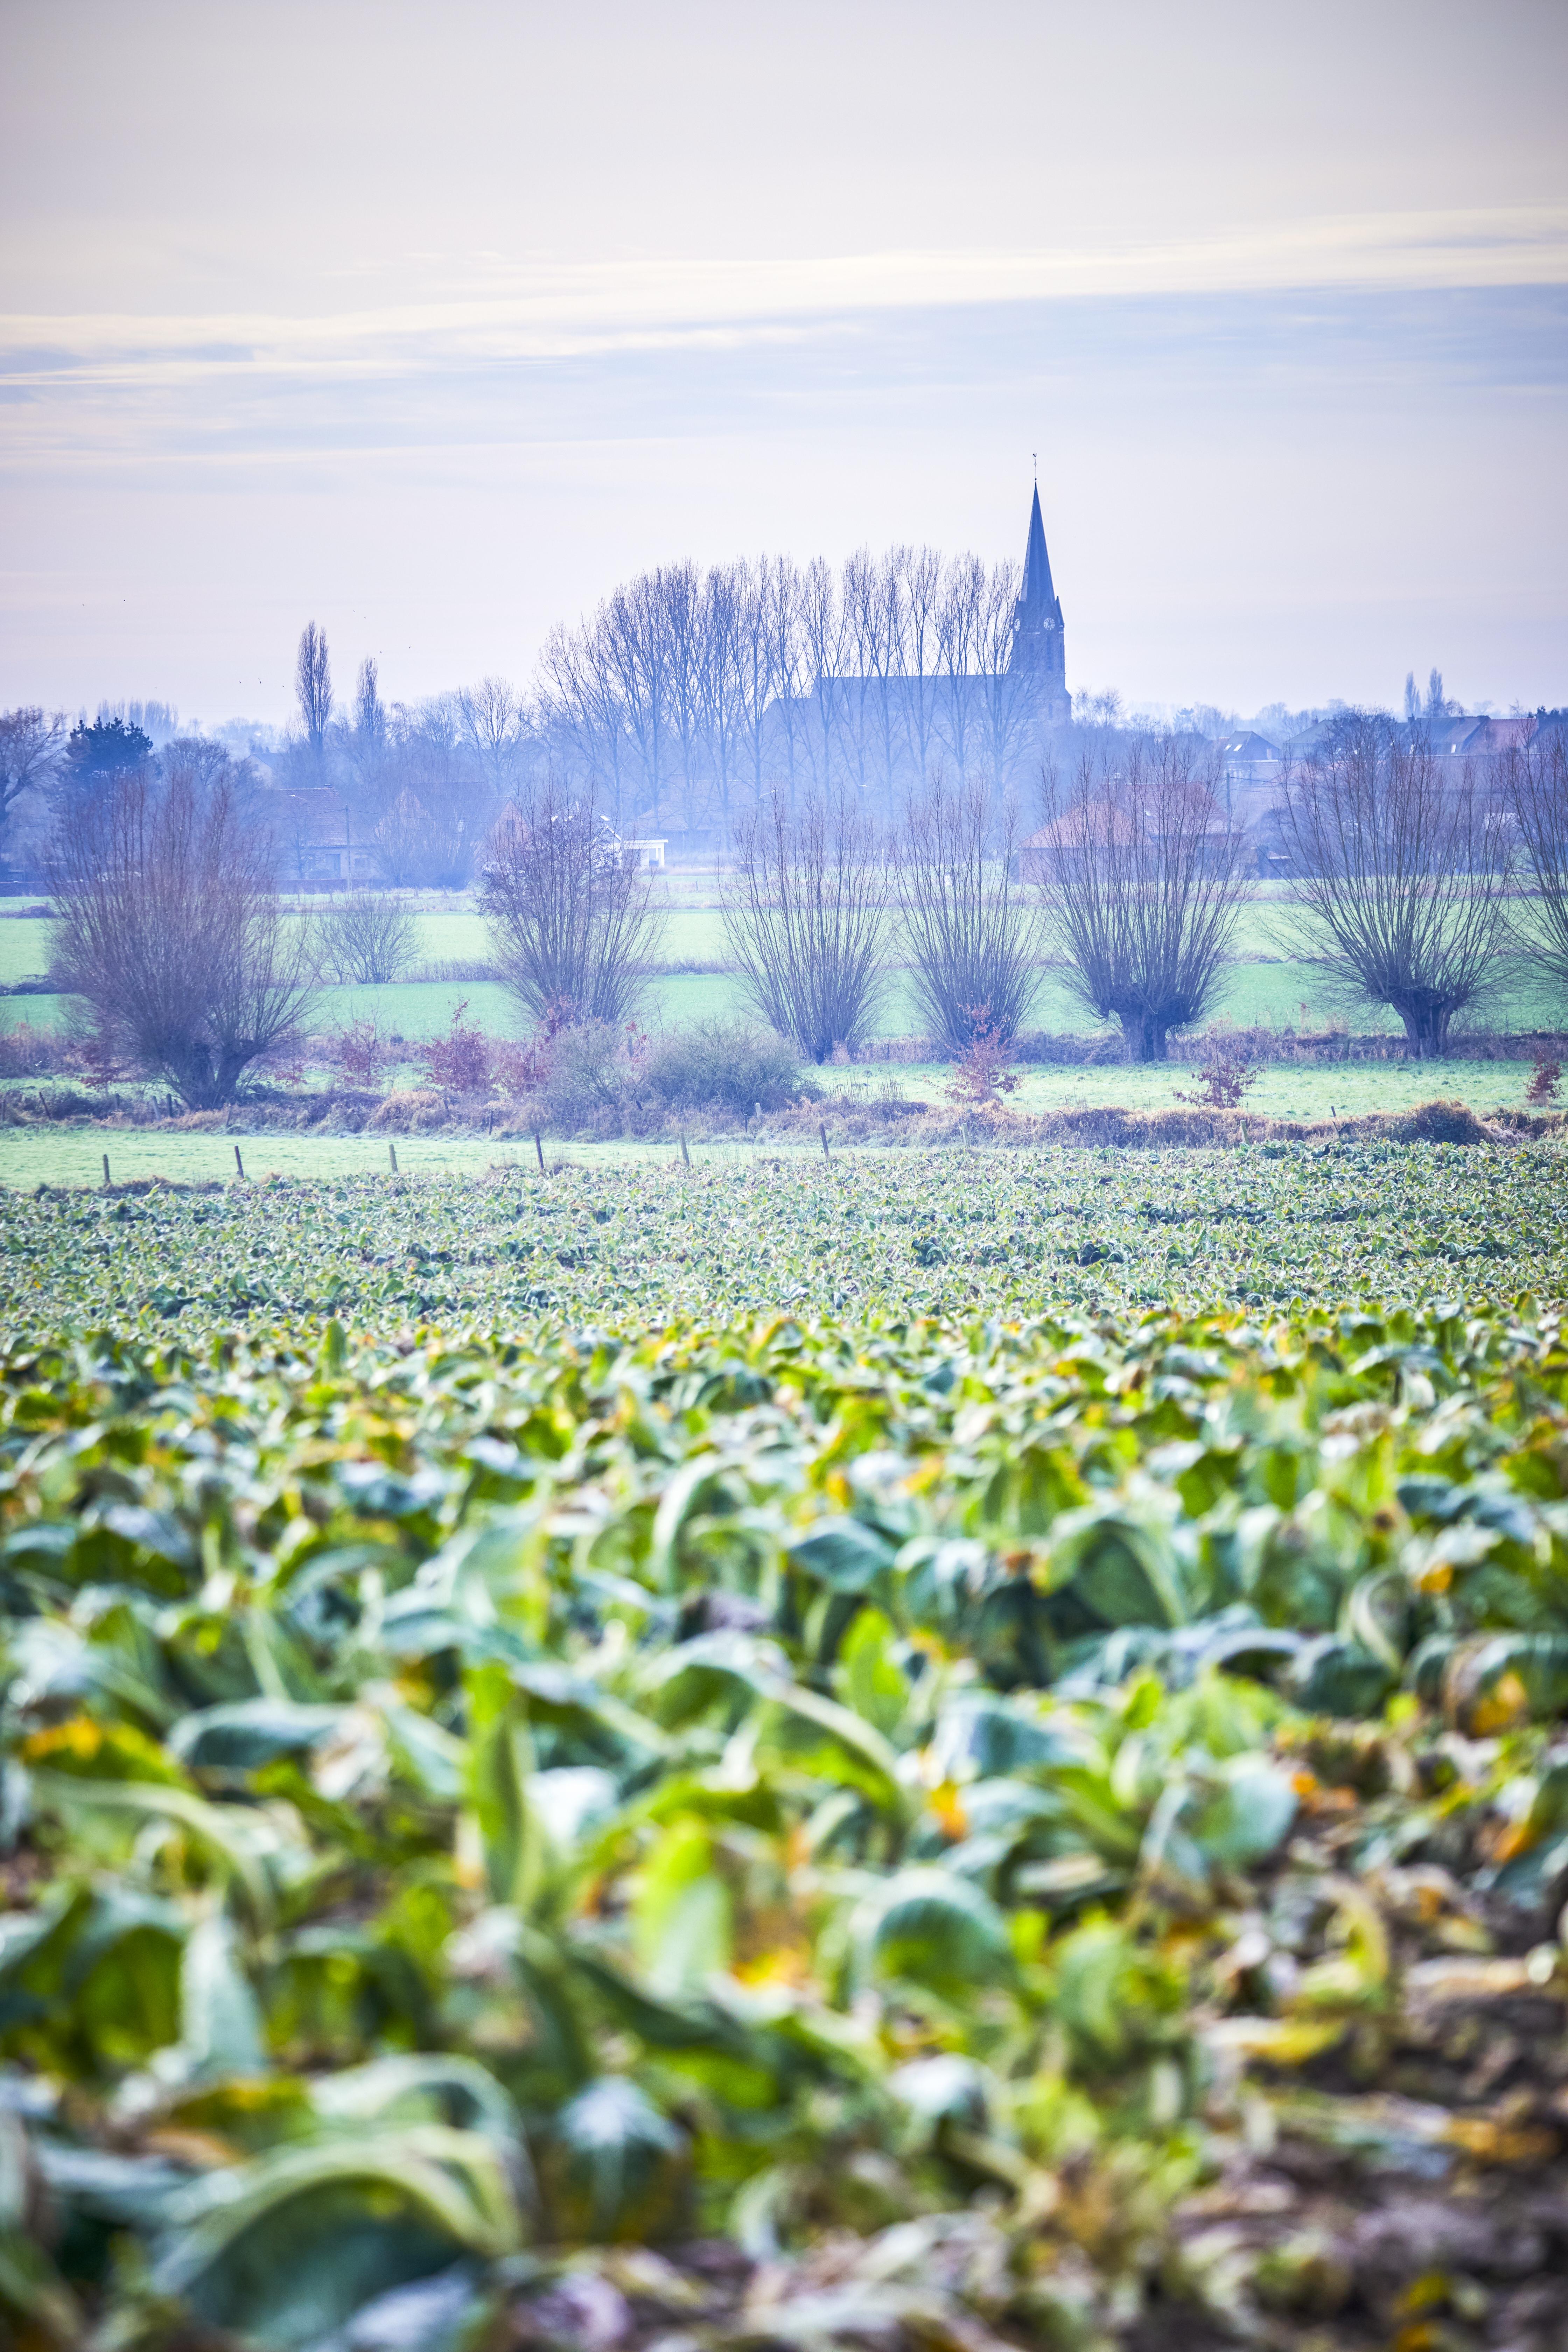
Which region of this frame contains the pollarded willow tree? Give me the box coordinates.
[893,774,1043,1052]
[48,773,316,1108]
[1279,712,1510,1056]
[1036,734,1247,1062]
[721,784,886,1062]
[1496,726,1568,992]
[480,779,664,1027]
[312,892,419,986]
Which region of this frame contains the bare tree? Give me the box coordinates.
[1038,734,1246,1062]
[699,561,748,826]
[314,892,419,985]
[296,622,334,761]
[366,698,495,888]
[721,783,887,1062]
[459,676,525,798]
[603,576,671,830]
[1498,727,1568,992]
[481,779,662,1027]
[935,555,984,783]
[48,774,316,1107]
[975,560,1035,797]
[538,615,634,823]
[797,556,849,796]
[347,657,387,781]
[897,546,944,785]
[758,554,808,801]
[0,707,65,846]
[1279,712,1509,1055]
[895,775,1043,1051]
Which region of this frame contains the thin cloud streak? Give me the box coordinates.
[4,206,1565,397]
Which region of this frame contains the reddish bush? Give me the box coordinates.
[1527,1053,1562,1105]
[331,1018,390,1090]
[418,1000,492,1093]
[1175,1045,1258,1110]
[491,1033,554,1097]
[943,1006,1021,1106]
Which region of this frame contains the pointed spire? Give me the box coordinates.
[1008,476,1068,708]
[1020,482,1056,616]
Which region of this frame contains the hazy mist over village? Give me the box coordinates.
[5,9,1568,2349]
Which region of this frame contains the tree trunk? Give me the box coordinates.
[1126,1010,1169,1062]
[1397,998,1451,1058]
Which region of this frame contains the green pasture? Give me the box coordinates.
[0,1128,770,1190]
[0,1053,1557,1191]
[6,957,1547,1046]
[5,884,1562,1053]
[822,1055,1552,1121]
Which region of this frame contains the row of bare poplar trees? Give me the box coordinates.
[537,547,1053,833]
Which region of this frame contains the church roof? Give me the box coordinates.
[1019,483,1058,617]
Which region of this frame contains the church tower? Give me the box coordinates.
[1008,481,1069,720]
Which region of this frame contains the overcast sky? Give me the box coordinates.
[2,0,1564,727]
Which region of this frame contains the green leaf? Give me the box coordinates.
[787,1517,895,1595]
[632,1818,732,1996]
[546,2076,684,2240]
[853,1867,1013,1990]
[169,1700,346,1775]
[179,1913,266,2079]
[152,2127,525,2349]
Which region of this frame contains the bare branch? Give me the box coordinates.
[1279,713,1509,1055]
[721,784,887,1062]
[893,774,1043,1050]
[1497,727,1568,990]
[480,779,663,1027]
[1036,735,1247,1062]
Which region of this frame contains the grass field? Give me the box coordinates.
[7,888,1563,1048]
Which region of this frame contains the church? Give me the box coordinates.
[760,477,1073,807]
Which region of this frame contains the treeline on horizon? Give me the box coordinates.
[2,544,1561,897]
[0,542,1393,883]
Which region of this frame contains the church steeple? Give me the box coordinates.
[1019,482,1057,618]
[1008,478,1068,714]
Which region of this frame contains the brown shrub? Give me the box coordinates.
[943,1007,1022,1107]
[368,1088,446,1133]
[0,1021,70,1078]
[1384,1099,1493,1145]
[1526,1053,1562,1105]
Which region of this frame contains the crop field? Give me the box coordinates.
[7,1265,1568,2346]
[2,1140,1566,1336]
[7,1115,1568,2343]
